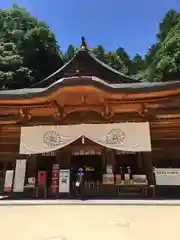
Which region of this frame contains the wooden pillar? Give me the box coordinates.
[137,152,143,171]
[143,152,154,185]
[56,148,71,169]
[27,155,37,177]
[102,148,106,172]
[3,162,7,177]
[56,149,62,167]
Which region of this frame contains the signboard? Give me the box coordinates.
[38,171,47,186]
[52,164,59,194]
[13,159,27,192]
[154,168,180,186]
[59,169,70,193]
[4,170,14,192]
[72,150,101,156]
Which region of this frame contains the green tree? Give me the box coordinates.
[0,6,63,89]
[132,54,144,71]
[64,44,76,62]
[2,6,180,87]
[149,21,180,81]
[141,9,180,82]
[92,45,106,62]
[115,47,134,74]
[22,25,63,81]
[129,54,146,77]
[116,47,130,65]
[157,9,180,41]
[0,42,33,89]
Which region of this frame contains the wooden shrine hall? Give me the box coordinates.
[0,38,180,199]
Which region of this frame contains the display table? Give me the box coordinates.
[70,181,156,199]
[24,184,36,197]
[116,184,155,198]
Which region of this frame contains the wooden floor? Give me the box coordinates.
[1,205,180,240]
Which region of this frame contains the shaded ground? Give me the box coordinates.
[1,205,179,240]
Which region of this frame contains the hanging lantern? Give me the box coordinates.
[81,136,85,144]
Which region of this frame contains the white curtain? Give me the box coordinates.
[20,122,151,154]
[85,123,151,152]
[13,159,27,192]
[20,125,81,154]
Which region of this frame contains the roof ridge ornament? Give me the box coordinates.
[80,36,88,50]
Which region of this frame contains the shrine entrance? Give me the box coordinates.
[7,122,153,199]
[70,155,103,183]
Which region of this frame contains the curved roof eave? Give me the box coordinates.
[31,50,79,88]
[0,76,180,100]
[88,50,135,82]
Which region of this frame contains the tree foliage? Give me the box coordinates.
[0,5,63,89]
[0,6,180,88]
[63,44,76,62]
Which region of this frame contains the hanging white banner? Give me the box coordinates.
[4,170,14,192]
[154,168,180,186]
[84,123,151,152]
[20,125,81,154]
[20,122,151,154]
[13,159,27,192]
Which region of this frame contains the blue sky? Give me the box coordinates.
[1,0,180,58]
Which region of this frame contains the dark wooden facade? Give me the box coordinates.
[1,80,180,161]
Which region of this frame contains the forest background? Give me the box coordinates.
[0,5,180,89]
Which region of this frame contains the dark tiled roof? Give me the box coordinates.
[0,76,180,100]
[32,48,136,88]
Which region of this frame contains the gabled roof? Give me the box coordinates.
[31,38,136,88]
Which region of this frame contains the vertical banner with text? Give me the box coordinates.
[4,170,14,192]
[13,159,27,192]
[52,164,60,194]
[38,171,47,186]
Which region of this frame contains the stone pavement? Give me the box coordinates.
[0,204,180,240]
[1,199,180,205]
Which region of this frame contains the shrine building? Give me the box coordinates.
[0,38,180,199]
